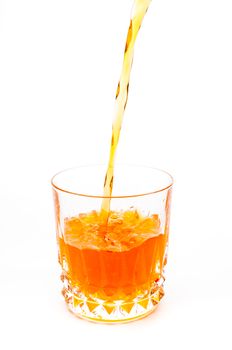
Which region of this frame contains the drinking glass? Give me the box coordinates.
[52,164,173,323]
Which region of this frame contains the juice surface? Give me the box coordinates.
[59,210,167,300]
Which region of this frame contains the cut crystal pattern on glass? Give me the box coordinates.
[61,274,164,323]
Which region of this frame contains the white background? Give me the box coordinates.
[0,0,232,348]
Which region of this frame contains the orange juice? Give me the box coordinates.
[101,0,151,215]
[58,210,167,301]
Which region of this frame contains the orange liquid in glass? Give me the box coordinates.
[58,210,167,300]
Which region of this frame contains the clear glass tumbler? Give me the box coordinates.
[52,164,173,323]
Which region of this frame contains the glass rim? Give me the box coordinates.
[51,164,174,199]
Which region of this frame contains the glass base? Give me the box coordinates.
[61,274,165,323]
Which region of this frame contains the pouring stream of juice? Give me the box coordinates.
[101,0,151,218]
